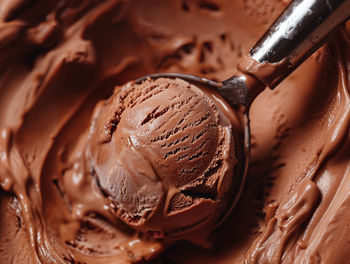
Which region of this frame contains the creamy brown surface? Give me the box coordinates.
[0,0,350,263]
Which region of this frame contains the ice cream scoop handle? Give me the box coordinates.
[249,0,350,88]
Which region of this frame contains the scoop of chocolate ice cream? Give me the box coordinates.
[86,78,243,242]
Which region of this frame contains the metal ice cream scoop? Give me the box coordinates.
[136,0,350,228]
[138,0,350,106]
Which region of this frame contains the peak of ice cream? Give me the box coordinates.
[87,78,243,240]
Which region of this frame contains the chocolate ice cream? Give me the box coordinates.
[86,77,243,243]
[1,0,350,263]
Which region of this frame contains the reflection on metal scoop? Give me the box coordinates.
[136,0,350,229]
[137,73,249,106]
